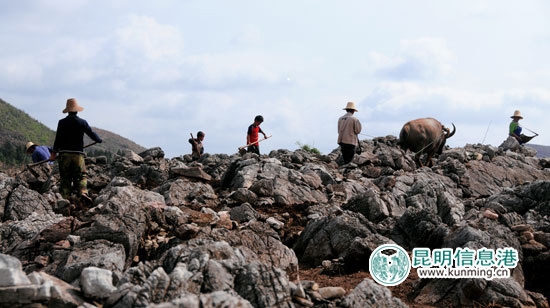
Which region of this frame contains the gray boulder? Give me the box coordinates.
[59,239,126,283]
[343,189,405,223]
[123,150,144,163]
[234,262,294,308]
[80,266,117,299]
[110,239,282,307]
[17,163,53,193]
[150,291,254,308]
[0,270,89,307]
[76,178,164,267]
[486,180,550,215]
[0,211,64,254]
[229,203,259,223]
[393,207,449,250]
[208,222,299,274]
[171,166,213,182]
[0,173,15,219]
[293,211,391,271]
[341,278,408,308]
[229,188,258,204]
[161,179,217,208]
[139,147,165,159]
[414,278,536,307]
[3,185,53,221]
[0,253,31,287]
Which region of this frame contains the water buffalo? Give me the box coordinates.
[398,118,456,167]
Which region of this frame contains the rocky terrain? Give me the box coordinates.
[1,136,549,308]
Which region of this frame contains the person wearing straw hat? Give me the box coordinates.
[50,98,102,203]
[337,102,362,164]
[26,141,53,163]
[509,110,524,144]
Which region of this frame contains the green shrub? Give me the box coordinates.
[296,141,321,155]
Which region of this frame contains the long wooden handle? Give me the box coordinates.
[27,142,98,168]
[238,135,272,150]
[84,142,98,149]
[27,159,50,168]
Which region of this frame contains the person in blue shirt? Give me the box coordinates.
[26,142,53,163]
[50,98,102,203]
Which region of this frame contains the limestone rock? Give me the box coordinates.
[294,211,391,271]
[318,286,346,299]
[4,185,53,221]
[229,203,259,223]
[171,166,213,181]
[0,253,31,287]
[341,278,408,308]
[80,266,117,299]
[59,239,126,282]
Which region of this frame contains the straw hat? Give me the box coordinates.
[26,142,36,153]
[62,98,84,113]
[511,110,523,119]
[343,102,358,112]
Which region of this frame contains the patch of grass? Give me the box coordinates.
[296,141,321,155]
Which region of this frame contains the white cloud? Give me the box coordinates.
[36,0,89,14]
[2,2,550,158]
[0,55,44,87]
[359,82,550,147]
[231,25,263,46]
[182,52,287,90]
[0,14,291,93]
[369,38,454,81]
[115,14,185,62]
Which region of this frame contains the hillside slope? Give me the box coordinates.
[0,99,55,166]
[0,98,145,167]
[84,127,146,155]
[527,144,550,157]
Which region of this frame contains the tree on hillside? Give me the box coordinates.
[0,141,30,167]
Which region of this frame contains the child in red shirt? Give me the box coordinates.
[247,115,267,154]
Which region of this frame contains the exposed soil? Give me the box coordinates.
[298,266,448,308]
[298,267,369,294]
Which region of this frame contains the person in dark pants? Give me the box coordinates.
[189,131,205,160]
[26,142,53,163]
[337,102,362,164]
[247,115,267,155]
[49,98,102,204]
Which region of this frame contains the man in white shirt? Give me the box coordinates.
[337,102,362,164]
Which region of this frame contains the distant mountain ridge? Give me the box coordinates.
[526,144,550,158]
[85,127,146,154]
[0,98,145,168]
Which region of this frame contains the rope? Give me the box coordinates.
[481,121,492,144]
[523,127,539,136]
[413,131,446,155]
[358,133,376,138]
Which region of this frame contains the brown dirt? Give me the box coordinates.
[298,267,370,294]
[298,266,448,308]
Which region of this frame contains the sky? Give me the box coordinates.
[1,0,549,157]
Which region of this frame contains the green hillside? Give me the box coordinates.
[0,99,55,167]
[0,98,146,168]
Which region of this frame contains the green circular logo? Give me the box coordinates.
[369,244,411,286]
